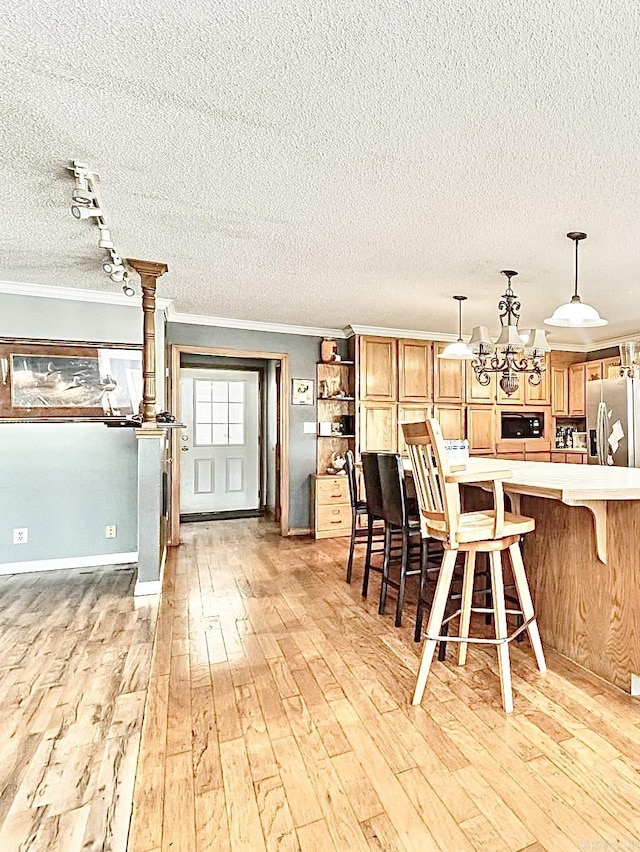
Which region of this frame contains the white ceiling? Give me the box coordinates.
[1,0,640,345]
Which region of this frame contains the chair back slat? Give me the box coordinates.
[401,419,461,546]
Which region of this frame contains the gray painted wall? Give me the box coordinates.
[167,323,320,530]
[0,291,164,565]
[0,423,138,562]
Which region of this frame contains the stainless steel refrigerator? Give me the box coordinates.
[586,377,640,466]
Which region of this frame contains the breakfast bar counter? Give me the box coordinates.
[457,457,640,693]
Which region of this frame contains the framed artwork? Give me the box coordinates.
[291,378,314,405]
[0,338,143,421]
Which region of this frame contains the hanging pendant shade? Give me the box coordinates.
[439,295,475,359]
[544,232,607,328]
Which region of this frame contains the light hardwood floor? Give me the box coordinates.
[4,522,640,850]
[0,562,157,851]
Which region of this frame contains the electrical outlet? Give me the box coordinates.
[13,528,28,545]
[105,525,117,539]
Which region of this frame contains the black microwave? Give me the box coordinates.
[501,412,544,439]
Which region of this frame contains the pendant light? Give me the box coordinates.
[544,232,607,327]
[439,295,475,359]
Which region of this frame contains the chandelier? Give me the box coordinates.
[466,270,550,396]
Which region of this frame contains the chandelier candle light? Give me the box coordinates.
[463,270,551,397]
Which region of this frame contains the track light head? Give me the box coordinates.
[122,283,135,297]
[71,204,102,220]
[72,187,96,205]
[109,267,126,283]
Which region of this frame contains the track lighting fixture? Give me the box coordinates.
[71,204,103,220]
[67,159,131,294]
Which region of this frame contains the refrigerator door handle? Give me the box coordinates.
[596,401,606,465]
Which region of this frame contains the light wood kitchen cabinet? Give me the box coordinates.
[359,401,397,452]
[601,357,622,379]
[467,406,496,453]
[313,475,352,539]
[585,361,603,382]
[551,451,587,464]
[359,336,397,400]
[465,363,496,403]
[433,344,465,403]
[398,339,432,402]
[434,404,466,440]
[551,367,569,416]
[496,373,525,406]
[398,403,432,455]
[568,363,586,416]
[524,355,551,405]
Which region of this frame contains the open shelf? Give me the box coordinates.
[316,360,354,366]
[318,396,355,402]
[318,433,355,439]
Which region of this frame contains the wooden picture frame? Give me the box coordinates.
[0,337,143,421]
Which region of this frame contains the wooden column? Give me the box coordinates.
[127,258,168,427]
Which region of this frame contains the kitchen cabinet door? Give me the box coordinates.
[398,339,432,402]
[525,451,552,462]
[467,406,496,453]
[433,404,466,440]
[359,336,397,400]
[551,367,569,416]
[359,402,398,453]
[465,363,496,403]
[602,357,622,380]
[434,344,465,403]
[568,363,586,416]
[398,403,432,455]
[586,361,603,382]
[524,355,551,405]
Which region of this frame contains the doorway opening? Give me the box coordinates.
[169,346,289,543]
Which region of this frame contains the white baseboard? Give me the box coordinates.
[134,579,162,596]
[0,551,138,576]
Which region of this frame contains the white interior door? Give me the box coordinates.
[180,368,260,513]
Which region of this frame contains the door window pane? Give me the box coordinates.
[193,379,246,446]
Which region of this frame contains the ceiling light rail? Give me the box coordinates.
[66,161,135,297]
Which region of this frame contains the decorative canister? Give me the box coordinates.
[320,338,338,363]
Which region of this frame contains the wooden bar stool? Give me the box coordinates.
[402,419,546,714]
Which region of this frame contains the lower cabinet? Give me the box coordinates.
[551,451,587,464]
[313,475,352,539]
[467,406,496,453]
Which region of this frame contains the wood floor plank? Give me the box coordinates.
[219,737,267,851]
[162,750,197,852]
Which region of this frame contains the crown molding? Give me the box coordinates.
[166,305,347,338]
[0,279,171,309]
[344,324,459,342]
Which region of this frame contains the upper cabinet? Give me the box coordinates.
[398,339,432,402]
[585,361,603,382]
[434,343,465,403]
[568,363,586,416]
[551,367,569,416]
[358,336,397,400]
[465,363,496,404]
[524,355,551,405]
[433,404,466,440]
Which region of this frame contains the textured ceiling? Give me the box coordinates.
[1,0,640,345]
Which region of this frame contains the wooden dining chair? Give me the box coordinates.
[402,419,546,713]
